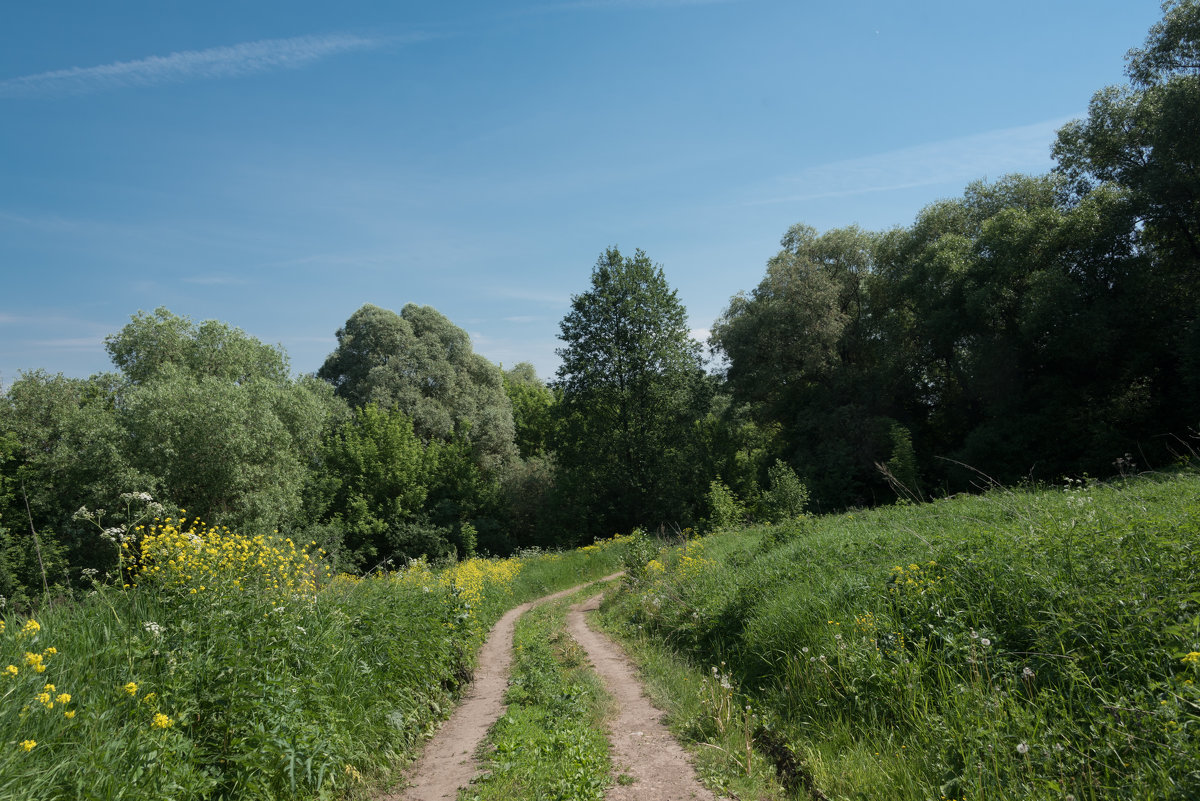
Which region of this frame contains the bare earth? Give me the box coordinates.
[566,593,721,801]
[385,575,622,801]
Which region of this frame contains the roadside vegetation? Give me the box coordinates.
[598,471,1200,800]
[0,518,629,801]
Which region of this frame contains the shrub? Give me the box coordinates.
[758,460,809,523]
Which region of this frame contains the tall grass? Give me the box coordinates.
[0,517,631,800]
[601,473,1200,800]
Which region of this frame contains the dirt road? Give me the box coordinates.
[566,593,720,801]
[386,575,620,801]
[387,576,720,801]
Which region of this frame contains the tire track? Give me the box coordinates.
[566,593,721,801]
[385,573,622,801]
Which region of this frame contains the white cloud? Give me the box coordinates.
[0,33,398,98]
[746,117,1075,206]
[504,315,541,323]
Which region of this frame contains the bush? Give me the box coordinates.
[757,460,809,523]
[703,479,747,532]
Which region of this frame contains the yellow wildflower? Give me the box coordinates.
[64,710,76,719]
[19,740,35,752]
[1183,651,1200,666]
[20,619,40,637]
[123,682,139,696]
[151,713,173,729]
[3,665,17,678]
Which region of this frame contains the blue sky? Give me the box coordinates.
[0,0,1166,385]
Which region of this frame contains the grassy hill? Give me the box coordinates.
[600,471,1200,800]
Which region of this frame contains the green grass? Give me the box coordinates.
[600,472,1200,800]
[466,589,613,801]
[0,534,631,800]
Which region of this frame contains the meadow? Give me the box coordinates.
[0,510,630,801]
[599,471,1200,800]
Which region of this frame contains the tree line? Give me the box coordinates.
[0,1,1196,606]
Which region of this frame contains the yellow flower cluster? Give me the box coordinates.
[135,517,329,600]
[646,559,666,575]
[888,561,941,595]
[438,557,522,612]
[391,556,521,632]
[23,651,50,674]
[1183,651,1200,666]
[676,538,714,579]
[854,611,879,633]
[579,532,634,553]
[151,713,173,729]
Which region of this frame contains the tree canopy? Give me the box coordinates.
[319,304,517,474]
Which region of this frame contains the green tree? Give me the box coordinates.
[712,225,897,508]
[502,362,556,458]
[0,370,143,589]
[554,247,705,536]
[313,403,446,568]
[105,309,343,533]
[1054,0,1200,420]
[1054,0,1200,266]
[319,304,518,474]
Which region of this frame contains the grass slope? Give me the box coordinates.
[599,472,1200,800]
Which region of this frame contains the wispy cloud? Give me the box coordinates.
[0,33,400,98]
[745,117,1075,206]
